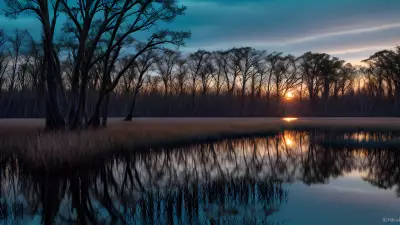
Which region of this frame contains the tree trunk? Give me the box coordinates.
[323,77,329,115]
[241,80,246,98]
[124,85,141,121]
[44,46,66,130]
[87,88,107,128]
[88,102,102,128]
[71,67,90,130]
[101,93,110,127]
[394,83,400,116]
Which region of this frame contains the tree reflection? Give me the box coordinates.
[0,130,399,224]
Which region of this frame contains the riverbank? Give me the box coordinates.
[1,117,400,170]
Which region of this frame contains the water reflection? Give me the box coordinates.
[0,131,399,224]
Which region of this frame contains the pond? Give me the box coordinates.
[0,130,399,225]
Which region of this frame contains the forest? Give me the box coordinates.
[1,1,400,131]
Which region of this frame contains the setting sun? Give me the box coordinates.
[286,91,294,100]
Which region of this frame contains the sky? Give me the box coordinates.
[174,0,400,65]
[1,0,400,65]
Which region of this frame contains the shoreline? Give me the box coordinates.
[1,117,400,171]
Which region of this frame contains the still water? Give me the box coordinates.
[0,131,399,225]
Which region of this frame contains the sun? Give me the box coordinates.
[286,91,294,100]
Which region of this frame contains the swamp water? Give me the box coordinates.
[0,131,399,224]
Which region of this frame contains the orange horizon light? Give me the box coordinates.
[285,91,294,100]
[282,117,298,122]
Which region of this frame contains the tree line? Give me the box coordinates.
[2,1,400,130]
[3,0,190,130]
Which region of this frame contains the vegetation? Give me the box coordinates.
[3,0,190,130]
[0,118,399,170]
[0,118,278,169]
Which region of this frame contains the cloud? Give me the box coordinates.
[176,0,400,63]
[1,0,399,64]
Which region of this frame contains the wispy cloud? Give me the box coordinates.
[1,0,399,64]
[278,23,400,46]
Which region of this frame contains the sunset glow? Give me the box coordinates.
[282,117,298,122]
[285,137,293,146]
[285,91,294,100]
[283,132,295,147]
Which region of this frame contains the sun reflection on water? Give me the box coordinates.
[284,132,295,147]
[285,138,293,146]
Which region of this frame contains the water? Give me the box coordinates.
[0,130,399,224]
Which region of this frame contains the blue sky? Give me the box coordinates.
[1,0,400,64]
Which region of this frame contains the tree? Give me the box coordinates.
[210,52,224,95]
[26,38,45,117]
[265,52,283,101]
[319,56,344,113]
[124,49,157,121]
[199,58,214,95]
[3,29,30,116]
[174,58,188,95]
[187,50,210,96]
[231,47,263,97]
[214,50,232,94]
[298,52,326,101]
[0,29,10,98]
[60,0,190,129]
[363,48,400,115]
[333,63,355,98]
[271,54,299,101]
[155,49,180,96]
[5,0,190,129]
[5,0,68,130]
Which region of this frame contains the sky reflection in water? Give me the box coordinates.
[0,130,399,224]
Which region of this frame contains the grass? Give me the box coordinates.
[1,117,400,170]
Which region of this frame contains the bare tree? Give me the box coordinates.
[210,52,224,95]
[3,29,29,116]
[0,29,10,97]
[174,58,188,95]
[155,49,180,96]
[26,38,45,116]
[5,0,68,130]
[124,49,157,121]
[215,50,232,94]
[5,0,189,129]
[363,48,400,114]
[298,52,326,101]
[188,50,210,96]
[333,63,355,98]
[234,47,263,97]
[199,58,214,95]
[59,0,190,129]
[265,52,283,101]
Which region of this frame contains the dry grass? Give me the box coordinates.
[1,117,400,170]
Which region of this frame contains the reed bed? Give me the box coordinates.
[1,117,400,170]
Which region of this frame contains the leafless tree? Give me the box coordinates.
[124,49,157,121]
[187,50,211,96]
[5,0,69,130]
[155,49,180,96]
[174,58,189,95]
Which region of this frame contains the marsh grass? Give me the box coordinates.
[1,117,400,170]
[0,118,283,170]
